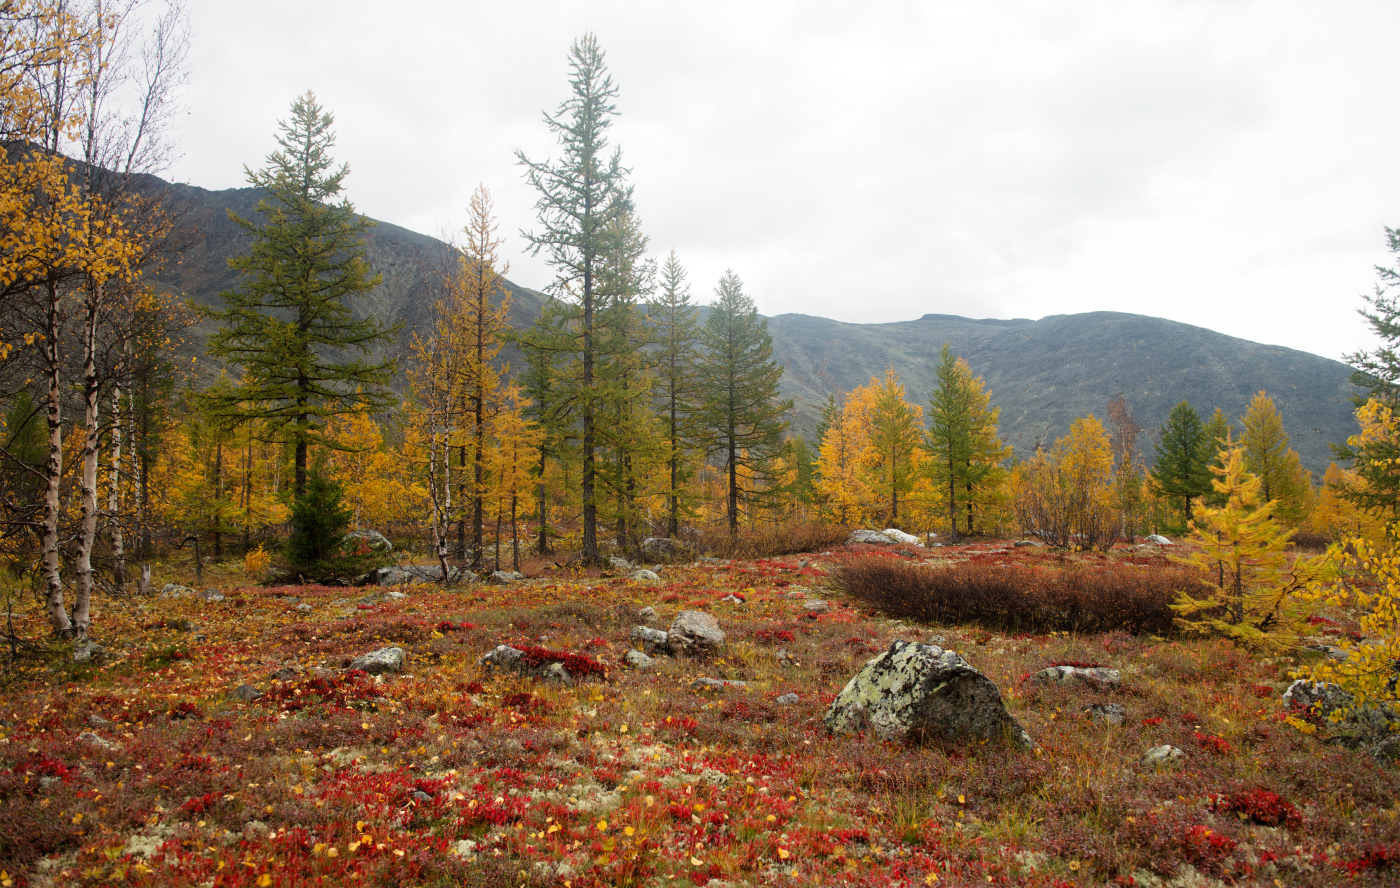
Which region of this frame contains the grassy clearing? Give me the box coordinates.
[0,540,1396,887]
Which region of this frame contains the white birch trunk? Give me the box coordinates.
[41,280,72,637]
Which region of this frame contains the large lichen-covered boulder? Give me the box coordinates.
[824,640,1033,748]
[667,610,725,657]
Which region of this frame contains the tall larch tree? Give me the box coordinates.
[204,92,395,508]
[1149,401,1211,532]
[865,368,924,527]
[814,390,872,525]
[516,33,634,565]
[1200,407,1234,507]
[697,270,791,532]
[926,344,1009,539]
[1239,391,1311,526]
[649,250,701,538]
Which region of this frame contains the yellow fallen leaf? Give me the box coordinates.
[778,848,790,860]
[690,857,704,866]
[257,875,272,887]
[766,814,776,822]
[624,826,635,837]
[925,874,939,885]
[597,819,608,831]
[958,795,965,805]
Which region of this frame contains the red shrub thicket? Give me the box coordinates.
[836,557,1207,634]
[694,520,849,559]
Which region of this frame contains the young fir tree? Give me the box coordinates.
[203,92,395,504]
[865,368,924,527]
[1199,407,1234,507]
[1172,444,1323,650]
[516,33,635,565]
[1240,391,1312,527]
[1149,401,1211,532]
[697,270,792,532]
[648,250,701,538]
[926,344,1009,539]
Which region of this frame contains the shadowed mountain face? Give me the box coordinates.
[153,180,1358,475]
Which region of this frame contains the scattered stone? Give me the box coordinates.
[798,560,809,569]
[489,570,524,584]
[776,649,798,668]
[637,606,657,622]
[787,590,807,599]
[719,593,744,604]
[412,790,433,803]
[1367,735,1400,765]
[667,610,726,657]
[1144,534,1174,546]
[776,693,800,705]
[803,599,830,614]
[373,564,473,586]
[200,589,225,602]
[348,646,406,675]
[641,537,687,560]
[385,590,408,600]
[450,839,478,858]
[159,583,195,598]
[629,569,661,583]
[1308,643,1349,660]
[1282,680,1353,720]
[846,529,898,546]
[79,730,116,750]
[881,528,924,546]
[1087,702,1126,726]
[543,662,573,686]
[343,529,393,552]
[87,714,112,728]
[824,640,1033,748]
[479,645,525,670]
[1033,665,1122,689]
[692,677,747,691]
[295,603,313,613]
[269,667,298,682]
[608,556,635,573]
[698,768,729,786]
[230,684,263,702]
[927,634,946,645]
[1143,745,1184,766]
[72,640,105,663]
[1283,679,1400,737]
[1013,539,1043,548]
[631,626,669,655]
[699,556,722,565]
[622,649,655,669]
[359,594,383,605]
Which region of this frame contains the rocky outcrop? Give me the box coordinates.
[630,626,669,656]
[343,529,393,552]
[1033,665,1122,689]
[824,640,1033,748]
[348,646,405,675]
[641,537,689,560]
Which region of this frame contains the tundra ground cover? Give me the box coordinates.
[1,541,1398,887]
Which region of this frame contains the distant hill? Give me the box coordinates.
[150,179,1358,475]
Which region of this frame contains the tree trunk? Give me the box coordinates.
[42,279,72,638]
[73,287,103,637]
[535,448,551,555]
[108,380,125,593]
[212,440,223,559]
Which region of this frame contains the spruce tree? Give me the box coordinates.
[516,33,635,564]
[204,92,394,502]
[697,271,791,532]
[1149,401,1211,531]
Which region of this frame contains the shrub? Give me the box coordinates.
[695,519,848,559]
[836,556,1205,634]
[288,469,352,566]
[1209,787,1302,828]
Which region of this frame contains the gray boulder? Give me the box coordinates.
[637,606,657,622]
[348,646,405,675]
[803,599,831,615]
[881,528,924,546]
[1282,679,1353,719]
[489,570,524,584]
[846,529,897,546]
[373,564,473,586]
[629,569,661,583]
[641,537,688,560]
[1087,702,1126,726]
[72,640,106,663]
[692,677,746,691]
[159,583,195,598]
[824,640,1033,747]
[608,556,634,573]
[667,610,725,657]
[343,529,393,552]
[622,649,655,669]
[1143,745,1184,766]
[230,684,263,702]
[631,626,669,655]
[776,693,800,705]
[200,588,225,602]
[479,645,525,670]
[1143,534,1174,546]
[1033,665,1122,689]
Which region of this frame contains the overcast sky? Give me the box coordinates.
[164,0,1399,364]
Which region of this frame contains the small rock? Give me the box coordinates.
[295,603,313,613]
[798,560,809,569]
[543,662,573,686]
[1367,734,1400,764]
[631,626,669,655]
[776,649,798,668]
[637,606,657,622]
[479,644,525,669]
[776,693,800,705]
[667,610,726,657]
[1032,665,1122,689]
[1087,702,1126,726]
[641,537,687,560]
[348,646,406,675]
[412,790,433,803]
[72,640,105,663]
[803,599,830,614]
[343,529,393,552]
[692,677,746,691]
[450,839,478,858]
[1013,540,1043,548]
[87,714,112,728]
[1144,534,1174,546]
[159,583,195,598]
[1308,644,1348,660]
[719,593,744,604]
[169,619,196,632]
[881,528,924,546]
[629,569,661,583]
[385,590,408,600]
[200,589,225,602]
[1143,745,1184,766]
[622,649,655,669]
[608,556,635,573]
[489,570,523,584]
[230,684,263,702]
[358,594,383,605]
[269,667,298,682]
[927,634,946,645]
[79,730,116,750]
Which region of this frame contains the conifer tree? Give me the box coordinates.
[1149,401,1211,531]
[1172,444,1323,650]
[517,33,634,564]
[204,91,395,502]
[1240,391,1311,526]
[697,270,791,532]
[814,390,872,525]
[648,250,701,537]
[1200,407,1234,507]
[926,344,1009,538]
[866,367,924,527]
[517,301,576,555]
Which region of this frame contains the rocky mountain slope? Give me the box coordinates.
[150,180,1358,474]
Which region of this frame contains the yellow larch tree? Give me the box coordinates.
[815,389,874,525]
